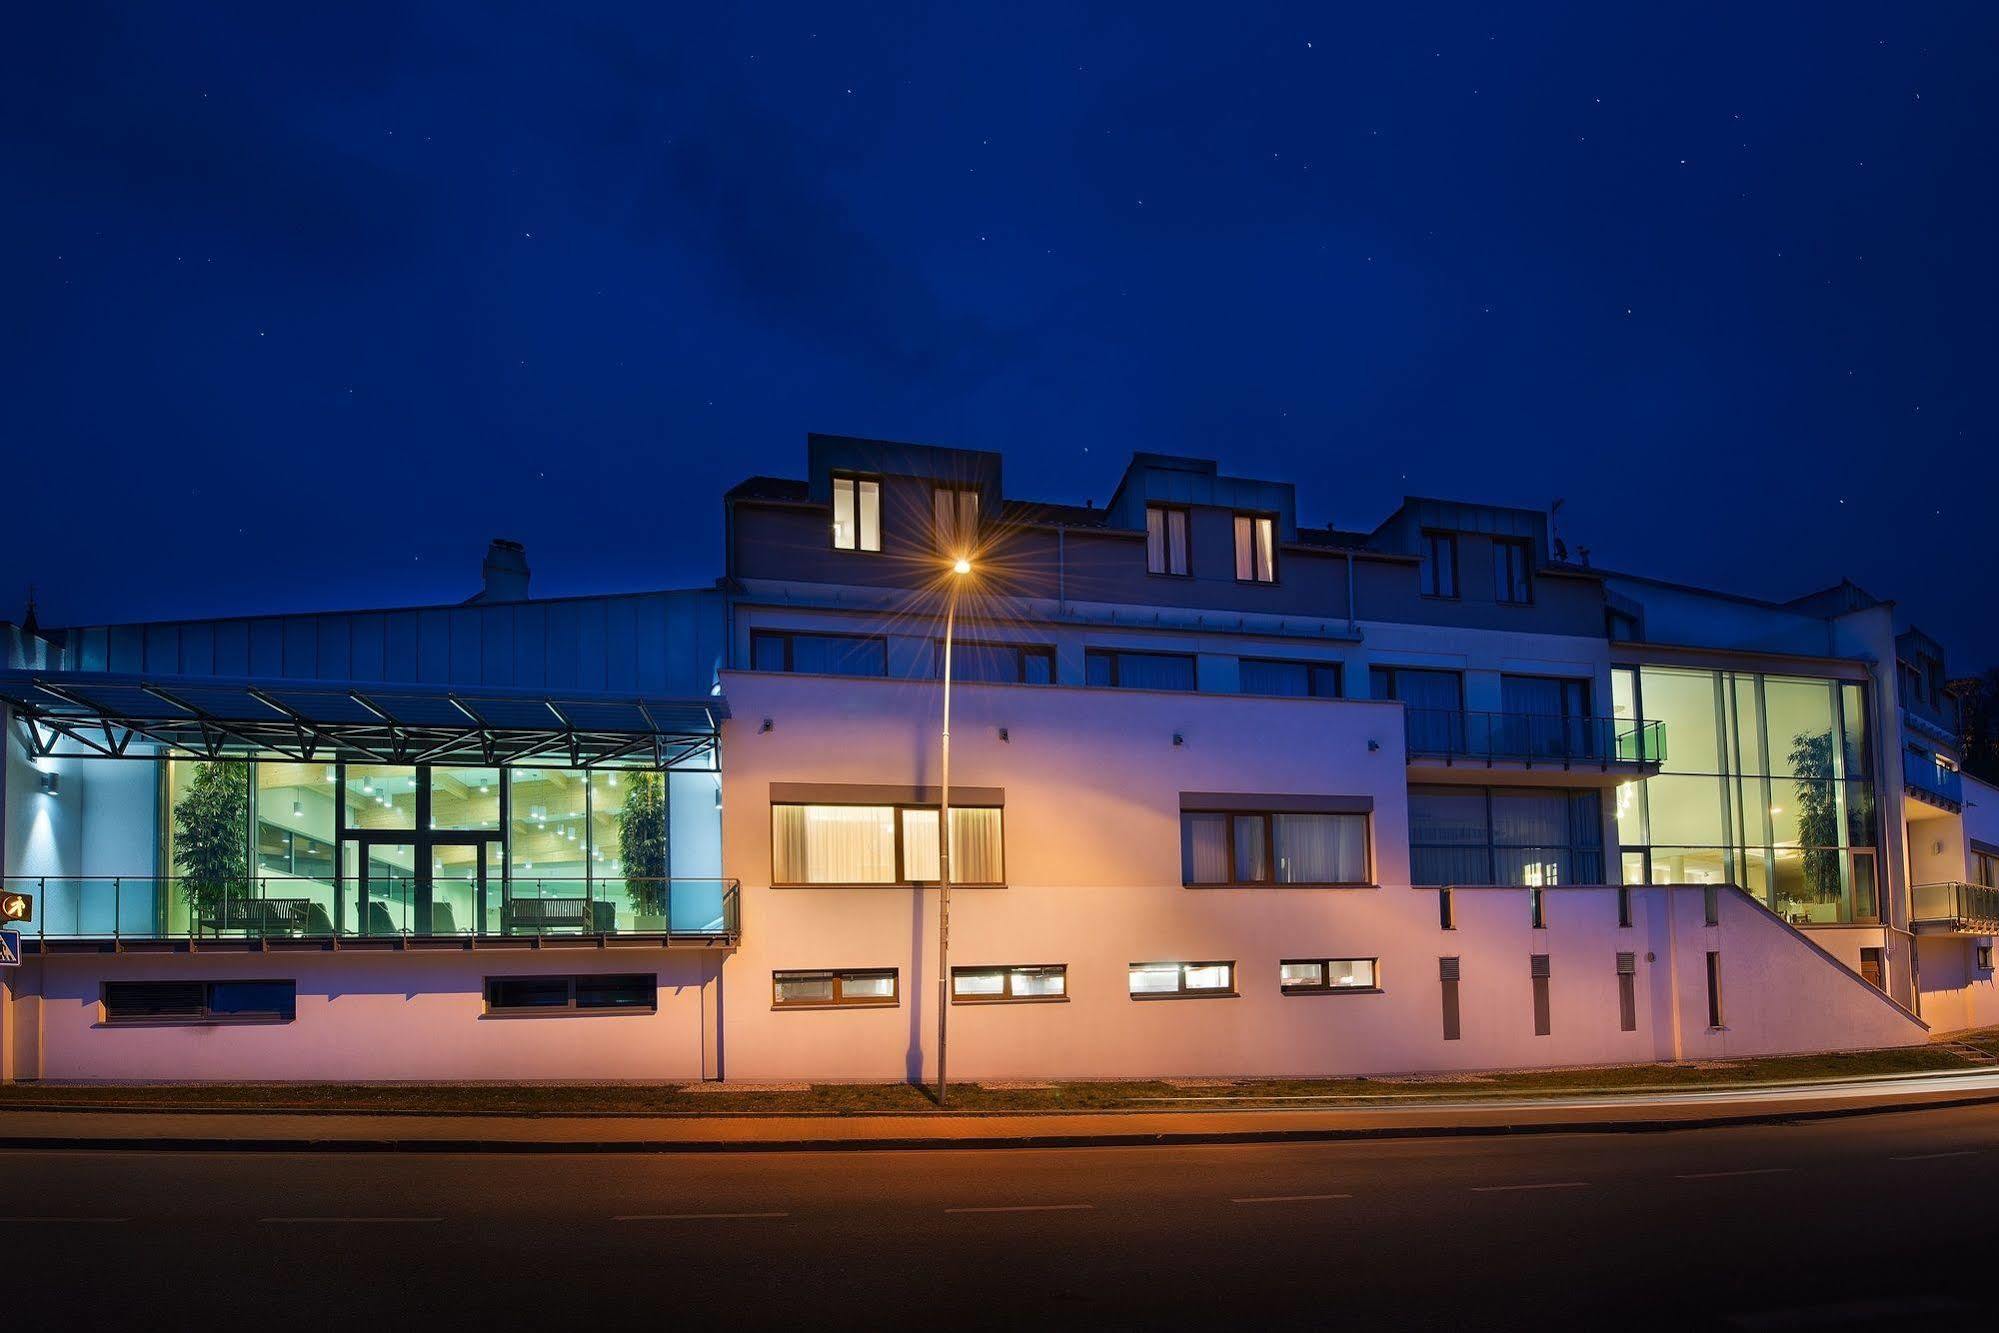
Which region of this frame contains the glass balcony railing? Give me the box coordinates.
[1911,881,1999,933]
[1402,709,1666,766]
[1902,750,1964,808]
[0,876,740,946]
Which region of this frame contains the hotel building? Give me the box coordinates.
[3,435,1994,1081]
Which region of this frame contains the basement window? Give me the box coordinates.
[102,980,296,1025]
[484,974,655,1015]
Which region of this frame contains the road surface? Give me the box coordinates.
[5,1102,1996,1329]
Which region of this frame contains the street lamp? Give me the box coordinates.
[937,553,972,1105]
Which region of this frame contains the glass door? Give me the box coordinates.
[344,840,418,937]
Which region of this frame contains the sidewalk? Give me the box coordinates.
[7,1067,1999,1153]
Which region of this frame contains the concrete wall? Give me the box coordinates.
[18,949,721,1082]
[714,671,1927,1081]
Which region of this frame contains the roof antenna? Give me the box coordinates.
[1550,498,1567,562]
[20,584,37,640]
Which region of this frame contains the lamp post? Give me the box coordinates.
[937,555,972,1105]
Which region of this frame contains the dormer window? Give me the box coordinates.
[831,474,881,552]
[934,484,979,557]
[1493,537,1533,604]
[1146,505,1190,576]
[1233,513,1276,584]
[1419,531,1458,599]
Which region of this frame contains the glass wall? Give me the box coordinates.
[1409,787,1603,886]
[1613,666,1877,923]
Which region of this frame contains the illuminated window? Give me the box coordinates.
[772,968,898,1009]
[1129,960,1235,998]
[832,474,881,551]
[1146,505,1190,576]
[1279,958,1379,993]
[771,803,1003,885]
[1233,513,1276,583]
[1181,810,1370,886]
[933,484,978,555]
[952,965,1067,1002]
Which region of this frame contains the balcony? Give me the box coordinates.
[1,876,740,952]
[1910,881,1999,934]
[1402,709,1666,773]
[1902,750,1964,813]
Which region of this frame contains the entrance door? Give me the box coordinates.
[344,834,501,936]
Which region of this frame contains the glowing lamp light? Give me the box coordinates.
[952,557,972,575]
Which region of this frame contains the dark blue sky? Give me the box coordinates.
[8,4,1997,660]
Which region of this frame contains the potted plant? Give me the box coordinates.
[172,761,249,933]
[618,771,669,929]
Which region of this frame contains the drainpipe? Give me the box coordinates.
[1057,527,1067,614]
[1346,552,1357,637]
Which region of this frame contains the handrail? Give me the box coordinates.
[1401,708,1666,765]
[0,875,741,945]
[1911,881,1999,931]
[1902,751,1965,807]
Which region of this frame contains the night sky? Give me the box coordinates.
[8,4,1998,661]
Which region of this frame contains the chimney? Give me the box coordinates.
[474,539,531,603]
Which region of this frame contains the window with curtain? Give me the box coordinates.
[1233,513,1276,582]
[1408,786,1602,886]
[933,485,979,555]
[1085,649,1196,690]
[751,631,888,677]
[1239,658,1341,698]
[1372,666,1466,753]
[936,640,1054,684]
[1181,809,1368,885]
[952,965,1067,1002]
[771,804,1003,885]
[1419,531,1458,598]
[1146,505,1190,576]
[1280,959,1379,993]
[1493,538,1533,603]
[831,474,881,552]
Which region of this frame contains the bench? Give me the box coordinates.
[502,897,615,933]
[199,897,314,936]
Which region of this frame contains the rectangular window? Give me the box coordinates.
[933,485,979,556]
[1233,513,1277,583]
[1493,538,1533,604]
[1279,958,1380,994]
[1859,946,1885,991]
[937,640,1055,685]
[1531,954,1552,1035]
[1085,648,1197,691]
[772,968,899,1009]
[1440,956,1462,1040]
[1617,951,1638,1032]
[771,803,1004,885]
[1145,505,1190,576]
[1977,944,1993,972]
[1180,809,1369,886]
[750,630,888,677]
[1419,531,1458,599]
[951,965,1067,1003]
[1408,786,1604,888]
[1239,658,1342,698]
[102,980,296,1024]
[831,474,881,552]
[485,974,655,1014]
[1128,960,1236,998]
[1704,951,1724,1028]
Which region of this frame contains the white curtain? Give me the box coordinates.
[1273,813,1367,883]
[1181,813,1230,884]
[902,807,1003,883]
[772,805,896,884]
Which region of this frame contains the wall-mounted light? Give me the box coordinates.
[1367,739,1381,752]
[1172,732,1185,747]
[760,717,774,733]
[997,727,1010,743]
[38,771,59,796]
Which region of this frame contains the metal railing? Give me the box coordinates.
[1902,750,1965,808]
[0,876,740,946]
[1911,881,1999,933]
[1402,709,1666,766]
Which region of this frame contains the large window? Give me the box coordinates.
[832,474,881,552]
[1233,513,1277,583]
[771,803,1004,885]
[1419,531,1458,599]
[936,640,1054,685]
[1372,666,1466,753]
[1614,666,1878,923]
[1408,786,1604,887]
[1182,808,1370,886]
[1086,648,1196,691]
[1493,538,1533,604]
[751,630,888,677]
[952,965,1067,1002]
[772,968,898,1009]
[1146,505,1190,576]
[1129,961,1236,998]
[933,484,979,556]
[1239,658,1341,698]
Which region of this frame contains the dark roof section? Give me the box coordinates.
[1295,527,1375,551]
[999,498,1113,528]
[726,476,811,504]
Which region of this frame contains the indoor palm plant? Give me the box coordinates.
[617,771,669,927]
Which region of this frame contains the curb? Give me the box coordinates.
[7,1087,1999,1154]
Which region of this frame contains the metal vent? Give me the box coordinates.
[1616,952,1637,975]
[1530,953,1551,979]
[1439,956,1462,982]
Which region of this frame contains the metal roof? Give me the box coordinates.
[0,670,726,769]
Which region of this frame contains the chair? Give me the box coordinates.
[303,903,334,936]
[364,902,400,937]
[429,901,459,935]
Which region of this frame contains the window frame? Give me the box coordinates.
[830,472,882,553]
[1419,530,1460,600]
[1493,536,1535,605]
[1127,960,1238,1000]
[101,979,297,1026]
[749,629,889,677]
[932,483,980,556]
[771,967,900,1010]
[934,638,1056,685]
[769,800,1006,888]
[1232,511,1279,584]
[1145,504,1192,577]
[1278,957,1382,995]
[1084,647,1198,691]
[483,973,657,1017]
[949,964,1069,1004]
[1238,657,1343,699]
[1180,807,1373,888]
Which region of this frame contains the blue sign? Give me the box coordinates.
[0,928,18,966]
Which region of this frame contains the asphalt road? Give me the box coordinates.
[6,1103,1998,1330]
